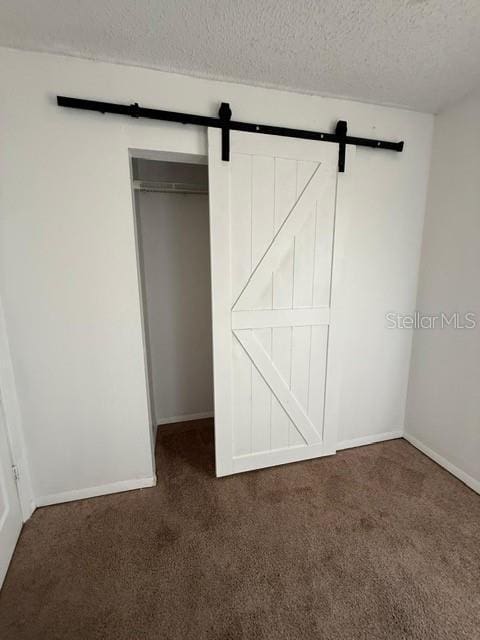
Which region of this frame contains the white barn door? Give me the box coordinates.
[209,129,345,476]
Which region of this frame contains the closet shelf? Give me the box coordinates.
[133,179,208,195]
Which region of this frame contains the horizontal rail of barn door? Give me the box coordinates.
[56,96,404,172]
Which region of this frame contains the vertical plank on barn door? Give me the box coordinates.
[250,156,275,452]
[208,128,344,476]
[271,157,296,450]
[289,160,318,445]
[308,166,337,439]
[231,153,252,456]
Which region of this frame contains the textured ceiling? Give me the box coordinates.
[1,0,480,112]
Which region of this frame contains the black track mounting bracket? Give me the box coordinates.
[335,120,348,172]
[219,102,232,162]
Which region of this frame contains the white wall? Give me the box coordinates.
[136,189,213,424]
[405,88,480,492]
[0,47,433,503]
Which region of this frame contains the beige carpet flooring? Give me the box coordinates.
[0,419,479,639]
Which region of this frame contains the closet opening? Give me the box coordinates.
[131,152,214,469]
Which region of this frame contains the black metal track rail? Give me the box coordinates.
[57,96,404,171]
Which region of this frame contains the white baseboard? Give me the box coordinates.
[36,475,157,507]
[156,411,214,427]
[337,430,403,451]
[404,433,480,495]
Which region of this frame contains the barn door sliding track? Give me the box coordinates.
[56,96,404,172]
